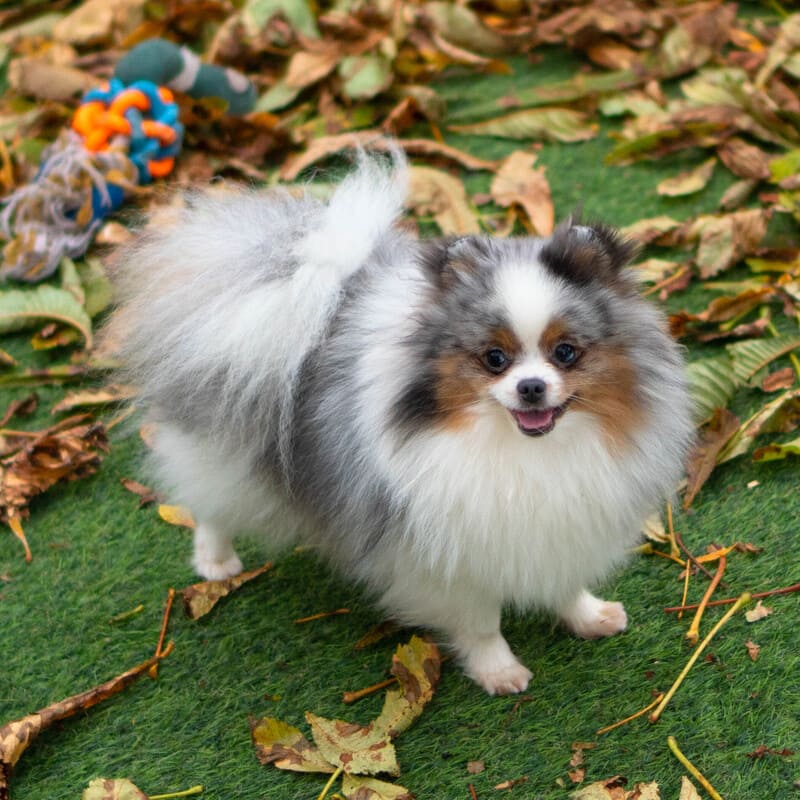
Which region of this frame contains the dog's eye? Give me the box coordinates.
[483,348,510,373]
[553,342,578,366]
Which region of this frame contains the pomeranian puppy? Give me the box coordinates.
[112,152,693,695]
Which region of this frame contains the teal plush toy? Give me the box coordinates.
[114,38,257,116]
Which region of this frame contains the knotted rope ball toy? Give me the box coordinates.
[0,39,255,282]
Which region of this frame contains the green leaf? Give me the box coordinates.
[423,2,510,56]
[250,716,335,774]
[77,258,112,318]
[726,336,800,384]
[242,0,319,38]
[255,79,301,113]
[339,54,393,101]
[0,285,92,347]
[448,108,597,143]
[686,355,739,425]
[341,775,413,800]
[81,777,147,800]
[718,388,800,463]
[753,435,800,462]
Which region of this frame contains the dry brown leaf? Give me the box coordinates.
[0,394,37,428]
[490,151,554,236]
[285,49,341,90]
[494,776,529,790]
[0,646,172,799]
[0,415,108,537]
[251,717,336,774]
[678,777,702,800]
[657,157,716,197]
[120,477,160,507]
[745,639,760,661]
[761,367,795,392]
[466,761,485,774]
[683,407,740,508]
[280,132,496,181]
[407,166,480,235]
[717,138,771,180]
[51,384,138,414]
[180,562,272,620]
[52,0,145,46]
[745,599,773,622]
[7,57,99,102]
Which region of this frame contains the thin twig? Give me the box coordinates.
[666,502,680,559]
[469,783,479,800]
[650,593,751,723]
[294,608,350,624]
[342,677,398,704]
[674,531,718,583]
[678,555,691,621]
[149,786,204,800]
[664,583,800,613]
[109,604,145,624]
[667,736,724,800]
[596,692,665,735]
[686,555,727,646]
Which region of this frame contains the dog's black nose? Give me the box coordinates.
[517,378,547,401]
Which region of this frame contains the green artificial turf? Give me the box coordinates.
[2,33,799,800]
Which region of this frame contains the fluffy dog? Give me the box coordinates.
[112,154,693,695]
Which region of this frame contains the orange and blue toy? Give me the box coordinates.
[0,38,255,282]
[0,78,183,282]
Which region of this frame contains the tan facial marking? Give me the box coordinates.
[433,327,523,430]
[560,343,644,450]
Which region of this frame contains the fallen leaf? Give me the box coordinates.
[81,777,148,800]
[285,49,340,90]
[341,774,413,799]
[692,209,769,279]
[621,216,681,245]
[0,394,37,427]
[745,639,760,661]
[678,776,702,800]
[0,646,172,799]
[717,138,771,180]
[339,54,394,101]
[251,716,335,774]
[685,355,739,425]
[157,504,195,529]
[684,407,741,507]
[753,435,800,462]
[449,108,597,143]
[0,285,93,348]
[1,415,108,556]
[180,562,272,620]
[657,157,716,197]
[745,600,773,623]
[490,151,553,235]
[641,513,668,543]
[52,0,145,46]
[51,384,138,414]
[494,776,528,790]
[761,367,795,392]
[718,388,800,463]
[726,336,800,385]
[407,165,479,234]
[120,478,160,507]
[371,636,441,738]
[466,761,485,774]
[569,768,586,783]
[307,713,399,776]
[745,744,794,759]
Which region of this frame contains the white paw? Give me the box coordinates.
[192,552,243,581]
[471,660,533,696]
[461,633,533,695]
[563,591,627,639]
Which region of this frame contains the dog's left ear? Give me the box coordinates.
[539,222,638,287]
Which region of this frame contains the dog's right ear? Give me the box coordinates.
[418,236,488,291]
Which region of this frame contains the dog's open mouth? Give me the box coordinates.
[510,403,568,436]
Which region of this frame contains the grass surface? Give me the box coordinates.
[2,39,800,800]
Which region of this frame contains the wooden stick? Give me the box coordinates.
[686,555,726,645]
[678,555,691,621]
[674,531,718,583]
[650,593,750,723]
[664,583,800,613]
[293,608,350,624]
[596,692,665,735]
[342,677,398,704]
[667,736,723,800]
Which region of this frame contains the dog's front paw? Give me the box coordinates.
[462,633,532,695]
[192,551,243,581]
[562,591,627,639]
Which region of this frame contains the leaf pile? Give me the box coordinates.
[251,635,440,799]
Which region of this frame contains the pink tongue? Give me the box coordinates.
[514,408,554,430]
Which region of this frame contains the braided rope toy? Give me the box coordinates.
[0,38,255,283]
